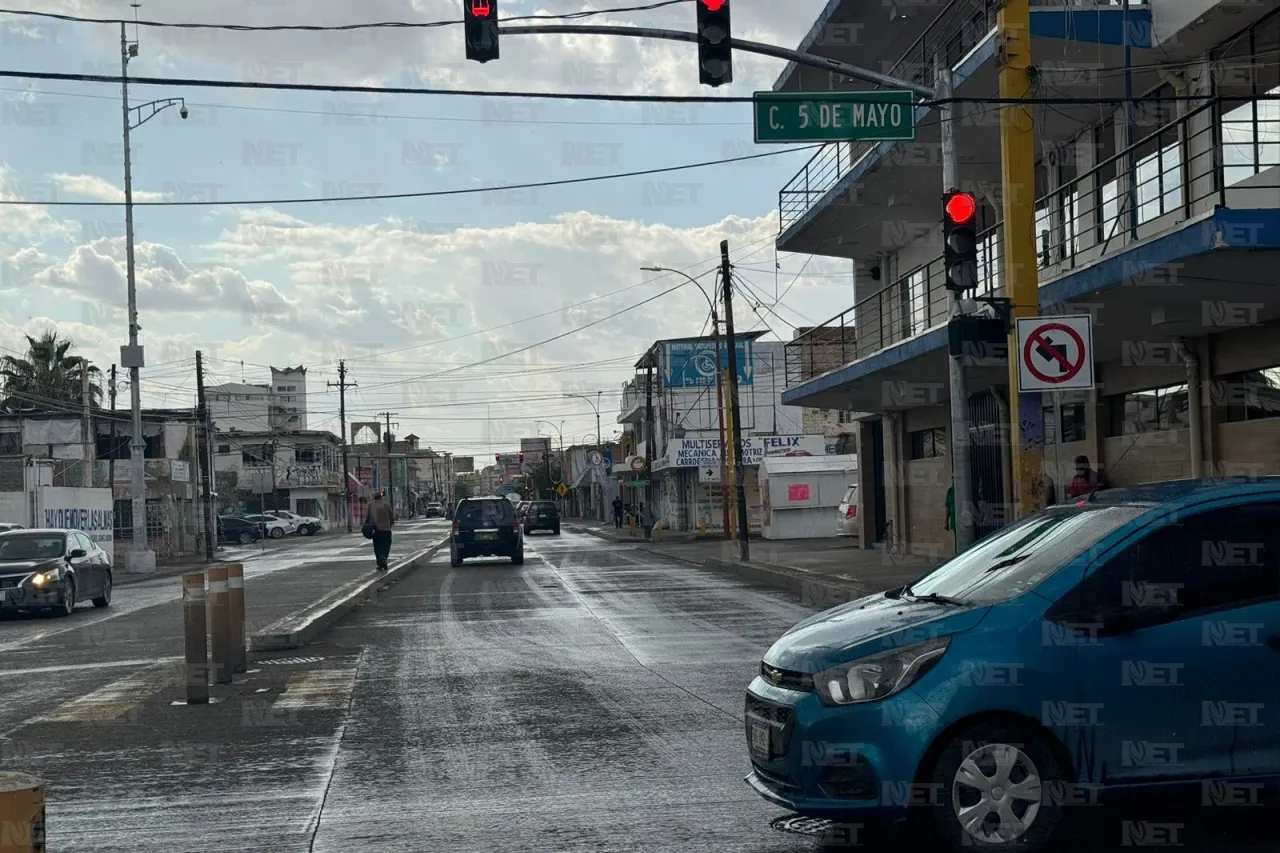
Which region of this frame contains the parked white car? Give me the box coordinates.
[835,484,859,537]
[266,510,324,536]
[244,514,293,539]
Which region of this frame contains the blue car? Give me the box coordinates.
[746,478,1280,851]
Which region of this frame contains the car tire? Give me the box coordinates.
[238,531,252,545]
[300,525,313,536]
[511,550,524,566]
[54,577,76,617]
[553,524,560,536]
[270,527,284,539]
[93,570,112,608]
[924,720,1064,853]
[450,546,462,568]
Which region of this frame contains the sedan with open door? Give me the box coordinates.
[0,529,112,617]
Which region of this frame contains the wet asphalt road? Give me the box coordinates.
[3,527,1277,851]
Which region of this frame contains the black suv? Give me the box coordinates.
[450,497,523,566]
[522,500,560,536]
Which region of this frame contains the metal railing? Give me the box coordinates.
[777,0,1151,233]
[784,93,1276,391]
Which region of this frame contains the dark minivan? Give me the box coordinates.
[451,497,523,566]
[522,501,561,536]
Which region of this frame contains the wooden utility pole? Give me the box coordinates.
[195,351,215,560]
[80,358,92,488]
[328,362,357,533]
[720,240,750,562]
[377,411,398,510]
[108,364,117,502]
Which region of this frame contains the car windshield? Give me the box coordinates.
[0,534,66,561]
[841,487,857,504]
[459,501,515,526]
[905,504,1150,605]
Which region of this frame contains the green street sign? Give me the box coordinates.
[753,90,916,143]
[625,480,650,488]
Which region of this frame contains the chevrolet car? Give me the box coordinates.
[0,529,113,617]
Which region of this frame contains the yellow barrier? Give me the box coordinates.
[0,772,44,853]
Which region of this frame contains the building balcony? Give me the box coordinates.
[618,379,651,424]
[783,94,1280,411]
[775,0,1164,257]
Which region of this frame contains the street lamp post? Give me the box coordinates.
[536,419,565,506]
[641,266,730,538]
[119,22,186,573]
[565,393,603,520]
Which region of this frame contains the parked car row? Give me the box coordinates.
[217,510,326,544]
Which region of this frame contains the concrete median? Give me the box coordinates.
[248,536,449,653]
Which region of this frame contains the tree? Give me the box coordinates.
[0,330,103,413]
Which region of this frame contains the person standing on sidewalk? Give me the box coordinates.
[366,490,395,571]
[612,496,623,529]
[641,502,655,541]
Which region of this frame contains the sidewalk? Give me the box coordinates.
[570,520,939,607]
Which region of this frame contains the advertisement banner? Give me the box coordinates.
[39,487,114,547]
[671,435,827,468]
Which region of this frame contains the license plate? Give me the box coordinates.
[0,590,7,602]
[749,718,771,756]
[476,532,497,541]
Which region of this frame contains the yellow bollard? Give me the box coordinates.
[207,565,231,685]
[182,572,209,704]
[0,772,44,853]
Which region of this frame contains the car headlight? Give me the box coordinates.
[29,568,61,588]
[814,636,951,706]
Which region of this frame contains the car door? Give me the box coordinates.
[68,533,99,595]
[1046,498,1280,784]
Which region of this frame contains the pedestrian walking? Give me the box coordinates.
[641,502,656,541]
[365,490,395,571]
[612,496,624,529]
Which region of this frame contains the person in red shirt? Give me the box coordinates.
[1066,455,1110,499]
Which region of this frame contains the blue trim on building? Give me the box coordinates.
[1029,7,1153,47]
[781,206,1280,407]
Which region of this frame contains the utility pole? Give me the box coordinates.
[80,359,92,488]
[195,350,214,561]
[720,240,750,562]
[108,365,118,502]
[938,64,974,552]
[998,0,1045,518]
[378,411,398,511]
[328,362,357,533]
[644,360,654,514]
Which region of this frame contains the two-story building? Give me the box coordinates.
[777,0,1280,558]
[214,428,344,522]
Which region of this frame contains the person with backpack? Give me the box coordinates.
[363,490,395,571]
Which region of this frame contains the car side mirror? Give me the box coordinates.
[68,548,87,559]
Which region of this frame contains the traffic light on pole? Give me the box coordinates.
[463,0,499,63]
[518,451,524,464]
[696,0,732,87]
[943,190,979,292]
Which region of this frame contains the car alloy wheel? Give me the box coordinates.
[93,571,112,608]
[238,531,252,545]
[270,527,284,539]
[56,578,76,617]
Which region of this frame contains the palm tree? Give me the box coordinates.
[0,331,103,413]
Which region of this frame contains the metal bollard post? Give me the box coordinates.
[207,565,231,685]
[226,563,246,673]
[0,772,45,853]
[182,571,209,705]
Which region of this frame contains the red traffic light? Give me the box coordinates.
[701,0,727,9]
[469,0,492,17]
[945,192,977,225]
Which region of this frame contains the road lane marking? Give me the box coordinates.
[274,666,359,712]
[33,660,183,722]
[0,656,181,678]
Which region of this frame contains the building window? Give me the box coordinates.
[243,445,273,465]
[217,444,231,454]
[1110,383,1189,436]
[1218,366,1280,422]
[297,445,324,463]
[838,411,857,424]
[909,427,946,460]
[0,432,20,455]
[1042,403,1087,444]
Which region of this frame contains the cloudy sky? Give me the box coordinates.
[0,0,854,456]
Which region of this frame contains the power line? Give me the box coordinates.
[0,1,687,31]
[0,144,819,207]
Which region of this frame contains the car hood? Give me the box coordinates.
[0,558,61,576]
[763,592,990,673]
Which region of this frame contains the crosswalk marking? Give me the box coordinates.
[273,667,358,712]
[34,660,183,722]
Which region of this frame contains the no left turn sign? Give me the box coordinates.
[1016,315,1095,392]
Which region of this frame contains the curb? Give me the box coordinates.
[247,536,449,653]
[570,524,867,608]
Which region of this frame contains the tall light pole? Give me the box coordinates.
[565,392,603,520]
[119,21,186,572]
[642,266,730,538]
[536,419,565,505]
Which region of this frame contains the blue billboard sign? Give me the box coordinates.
[660,339,754,389]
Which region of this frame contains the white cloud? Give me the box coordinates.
[49,174,168,203]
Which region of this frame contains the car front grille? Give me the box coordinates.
[745,694,795,761]
[0,576,24,589]
[761,662,814,692]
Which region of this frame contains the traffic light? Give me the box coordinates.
[463,0,499,64]
[943,190,979,292]
[495,453,501,463]
[696,0,732,87]
[518,451,525,463]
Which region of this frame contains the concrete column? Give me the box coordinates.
[1197,335,1218,475]
[856,422,877,549]
[1072,128,1098,255]
[1183,57,1218,217]
[882,413,903,550]
[1085,385,1105,473]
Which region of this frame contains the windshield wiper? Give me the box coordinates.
[903,590,966,606]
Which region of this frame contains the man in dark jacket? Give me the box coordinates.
[366,491,395,571]
[612,497,624,529]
